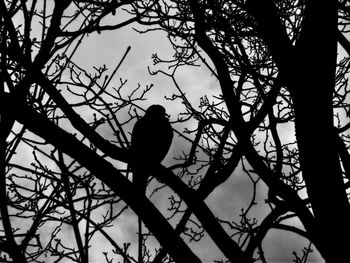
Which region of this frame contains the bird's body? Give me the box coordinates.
[130,105,173,193]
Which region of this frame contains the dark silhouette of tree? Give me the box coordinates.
[1,0,350,263]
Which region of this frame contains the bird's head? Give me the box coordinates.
[145,104,168,118]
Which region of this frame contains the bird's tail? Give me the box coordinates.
[133,168,148,194]
[132,169,147,263]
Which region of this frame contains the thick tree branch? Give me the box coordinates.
[246,0,295,76]
[247,1,350,261]
[338,30,350,56]
[0,93,201,263]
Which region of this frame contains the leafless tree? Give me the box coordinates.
[1,0,350,263]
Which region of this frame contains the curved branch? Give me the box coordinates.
[0,93,201,263]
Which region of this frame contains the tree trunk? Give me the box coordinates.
[247,0,350,260]
[289,1,350,261]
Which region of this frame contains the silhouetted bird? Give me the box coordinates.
[130,105,173,193]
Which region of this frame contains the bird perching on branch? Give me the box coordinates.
[130,104,173,263]
[130,104,173,193]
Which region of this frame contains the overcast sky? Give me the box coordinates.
[75,17,323,263]
[11,4,325,262]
